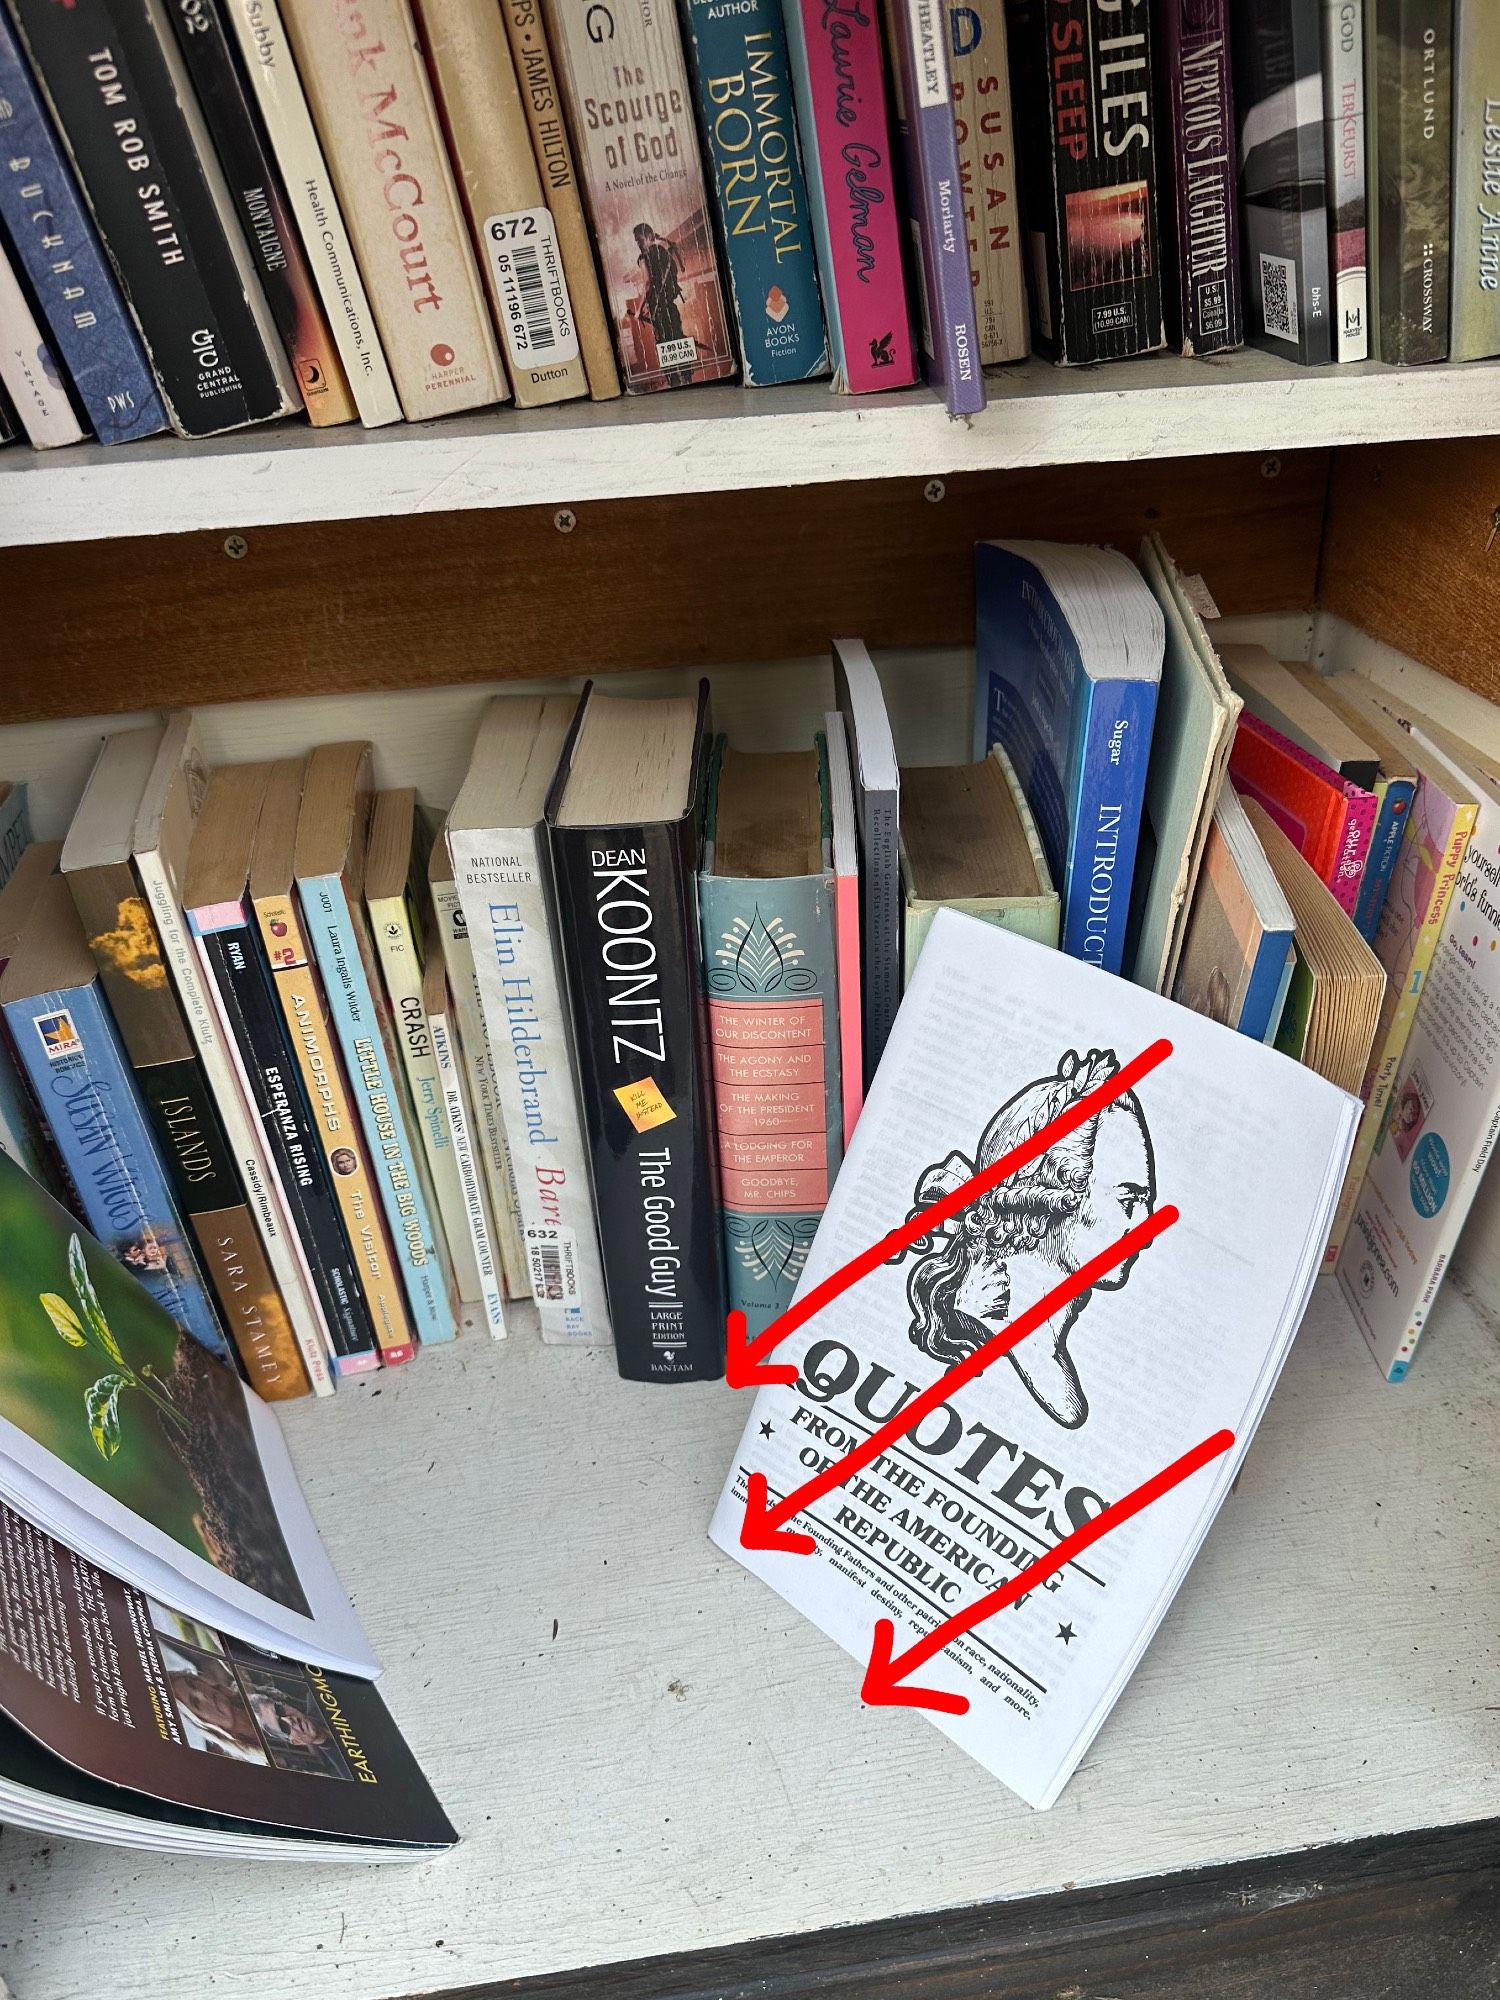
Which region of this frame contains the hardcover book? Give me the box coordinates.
[1231,0,1335,365]
[1337,727,1498,1376]
[185,763,378,1377]
[1154,0,1241,355]
[221,0,402,428]
[1368,0,1453,363]
[448,693,611,1345]
[832,640,900,1086]
[1007,0,1166,363]
[712,907,1359,1809]
[1171,780,1296,1043]
[411,0,591,408]
[280,0,509,419]
[974,541,1164,975]
[61,728,311,1403]
[1227,710,1376,920]
[0,11,168,444]
[131,718,332,1398]
[1449,0,1500,360]
[424,954,505,1338]
[162,0,355,425]
[6,0,297,436]
[699,738,843,1339]
[250,757,416,1368]
[0,238,83,447]
[0,873,235,1369]
[883,0,984,412]
[1322,0,1369,359]
[780,0,915,390]
[823,710,862,1147]
[294,743,457,1347]
[495,0,621,399]
[680,0,830,385]
[945,0,1026,364]
[900,746,1058,971]
[546,686,726,1382]
[546,0,736,392]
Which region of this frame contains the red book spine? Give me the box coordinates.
[1229,712,1376,917]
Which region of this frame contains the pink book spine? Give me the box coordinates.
[835,869,862,1148]
[790,0,915,393]
[1243,712,1377,917]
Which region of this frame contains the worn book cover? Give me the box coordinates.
[1007,0,1165,362]
[945,0,1026,364]
[0,11,167,443]
[1449,0,1500,360]
[1171,781,1295,1043]
[546,0,736,391]
[7,0,295,435]
[1322,0,1369,358]
[1154,0,1241,354]
[1369,0,1452,363]
[900,746,1059,971]
[281,0,508,418]
[680,0,830,384]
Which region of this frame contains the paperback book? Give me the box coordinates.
[832,641,900,1086]
[1227,709,1375,921]
[1449,0,1500,360]
[1171,780,1296,1043]
[1368,0,1452,363]
[900,746,1059,970]
[0,237,83,448]
[945,0,1027,365]
[1154,0,1241,355]
[1323,0,1370,359]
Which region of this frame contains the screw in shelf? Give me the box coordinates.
[223,534,249,560]
[923,479,946,504]
[1260,457,1281,481]
[554,508,577,534]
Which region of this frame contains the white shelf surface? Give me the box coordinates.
[2,350,1498,547]
[2,1277,1498,2000]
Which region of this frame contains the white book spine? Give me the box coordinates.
[430,1000,506,1336]
[1321,0,1368,362]
[0,241,84,448]
[133,846,334,1397]
[450,825,611,1344]
[222,0,403,428]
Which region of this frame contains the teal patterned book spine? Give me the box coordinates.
[699,870,842,1336]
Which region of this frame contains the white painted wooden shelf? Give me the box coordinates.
[2,349,1498,547]
[2,1276,1496,2000]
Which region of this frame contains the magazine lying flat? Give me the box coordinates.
[0,1503,455,1859]
[712,909,1359,1809]
[0,1150,375,1676]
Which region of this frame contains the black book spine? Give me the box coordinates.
[1007,0,1166,362]
[201,923,377,1363]
[549,805,726,1383]
[0,375,18,443]
[1230,0,1334,365]
[1154,0,1241,354]
[5,0,287,435]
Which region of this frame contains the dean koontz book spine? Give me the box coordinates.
[162,0,355,425]
[280,0,509,420]
[679,0,830,385]
[450,821,612,1344]
[1007,0,1166,363]
[883,0,984,412]
[548,808,726,1381]
[6,0,295,436]
[1155,0,1242,355]
[1369,0,1452,363]
[66,858,310,1400]
[780,0,915,390]
[546,0,737,393]
[0,239,84,447]
[221,0,402,427]
[945,0,1027,365]
[252,885,416,1364]
[1449,0,1500,360]
[190,907,379,1372]
[3,975,235,1364]
[1322,0,1369,359]
[0,12,168,444]
[298,867,457,1345]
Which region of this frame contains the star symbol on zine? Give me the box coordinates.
[1057,1624,1076,1646]
[759,1421,774,1439]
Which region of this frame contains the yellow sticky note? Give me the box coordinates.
[614,1077,677,1133]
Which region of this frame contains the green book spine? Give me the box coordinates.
[1449,0,1500,358]
[1372,0,1454,363]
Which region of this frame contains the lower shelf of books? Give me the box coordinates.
[3,1274,1495,2000]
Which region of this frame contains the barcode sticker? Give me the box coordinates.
[1259,252,1298,343]
[524,1224,581,1306]
[484,209,579,369]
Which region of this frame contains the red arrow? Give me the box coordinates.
[740,1201,1179,1554]
[860,1426,1236,1715]
[727,1036,1173,1390]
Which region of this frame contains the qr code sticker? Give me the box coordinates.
[1260,253,1298,342]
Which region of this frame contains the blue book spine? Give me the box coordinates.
[1352,775,1416,944]
[680,0,830,384]
[1239,928,1296,1043]
[3,980,232,1362]
[0,15,167,446]
[1060,677,1157,972]
[299,873,456,1345]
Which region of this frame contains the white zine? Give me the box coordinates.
[711,909,1360,1809]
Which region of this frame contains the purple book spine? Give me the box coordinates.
[1156,0,1241,355]
[889,0,985,412]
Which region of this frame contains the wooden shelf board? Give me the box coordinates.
[3,351,1499,546]
[3,1278,1496,2000]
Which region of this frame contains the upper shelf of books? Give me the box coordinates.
[5,349,1499,550]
